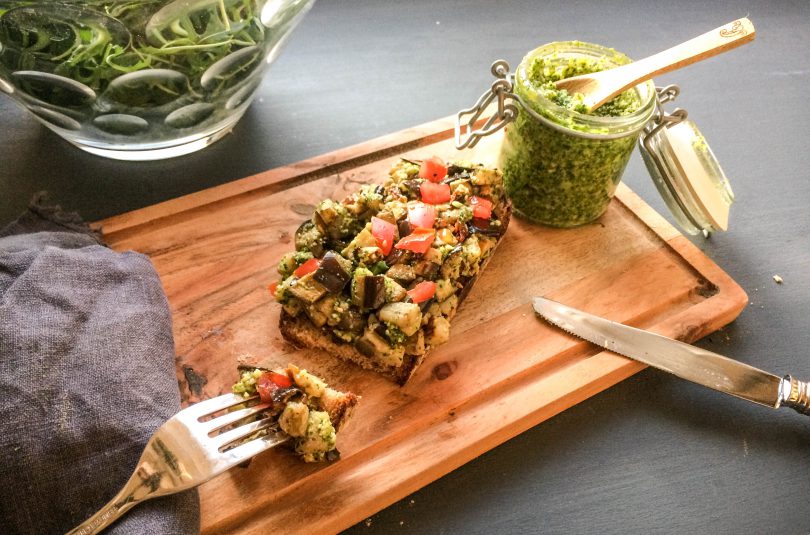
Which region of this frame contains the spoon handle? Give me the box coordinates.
[616,17,756,93]
[570,17,756,110]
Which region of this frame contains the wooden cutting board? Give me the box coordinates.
[96,115,747,534]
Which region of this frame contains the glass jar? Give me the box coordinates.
[498,41,657,227]
[0,0,315,160]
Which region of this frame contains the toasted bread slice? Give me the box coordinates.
[269,158,511,384]
[278,312,424,384]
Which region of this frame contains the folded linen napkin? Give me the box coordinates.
[0,196,200,534]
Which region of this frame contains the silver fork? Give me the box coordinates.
[67,393,288,535]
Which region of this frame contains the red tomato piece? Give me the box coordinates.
[268,371,292,388]
[256,371,293,403]
[395,227,435,254]
[256,374,279,403]
[469,196,493,219]
[419,156,447,183]
[420,181,451,204]
[407,281,437,303]
[268,281,279,295]
[371,216,397,255]
[407,202,436,229]
[294,257,321,278]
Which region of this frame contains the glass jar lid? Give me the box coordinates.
[639,110,734,236]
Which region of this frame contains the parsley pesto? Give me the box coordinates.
[500,41,656,227]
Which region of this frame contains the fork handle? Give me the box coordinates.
[65,476,144,535]
[66,437,175,535]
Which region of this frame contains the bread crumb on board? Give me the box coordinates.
[773,274,784,284]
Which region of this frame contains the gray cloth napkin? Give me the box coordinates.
[0,197,200,534]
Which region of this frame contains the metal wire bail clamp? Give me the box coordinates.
[454,60,519,150]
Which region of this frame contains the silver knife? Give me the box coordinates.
[532,296,810,416]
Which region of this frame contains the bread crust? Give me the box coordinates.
[280,311,421,384]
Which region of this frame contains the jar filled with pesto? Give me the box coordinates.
[498,42,657,227]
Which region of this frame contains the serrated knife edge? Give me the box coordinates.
[532,296,810,416]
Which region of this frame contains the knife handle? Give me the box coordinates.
[780,375,810,415]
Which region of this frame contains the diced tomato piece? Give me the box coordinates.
[256,376,277,403]
[407,202,435,229]
[469,196,493,220]
[256,371,293,403]
[268,371,292,388]
[371,216,397,255]
[419,156,447,183]
[395,227,435,254]
[407,281,436,303]
[420,181,451,204]
[294,257,321,278]
[268,281,279,295]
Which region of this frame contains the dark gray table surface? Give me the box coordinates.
[3,1,809,533]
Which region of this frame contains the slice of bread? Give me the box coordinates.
[279,312,424,384]
[270,158,511,384]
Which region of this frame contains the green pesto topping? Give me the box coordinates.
[384,323,407,346]
[500,42,651,227]
[232,369,264,398]
[456,204,474,224]
[528,55,642,117]
[295,410,336,462]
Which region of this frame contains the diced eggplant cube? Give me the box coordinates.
[398,219,412,238]
[305,295,335,327]
[384,277,407,302]
[386,263,416,283]
[379,302,422,336]
[313,251,352,293]
[426,316,451,346]
[355,329,405,366]
[295,221,325,257]
[279,402,309,437]
[341,224,378,258]
[337,308,365,333]
[288,273,327,304]
[313,199,348,240]
[413,259,439,279]
[363,275,386,309]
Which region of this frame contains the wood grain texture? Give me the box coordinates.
[97,117,747,535]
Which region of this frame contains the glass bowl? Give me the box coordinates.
[0,0,315,160]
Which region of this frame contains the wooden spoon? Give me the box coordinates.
[554,17,756,112]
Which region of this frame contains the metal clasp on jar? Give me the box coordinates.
[454,60,519,150]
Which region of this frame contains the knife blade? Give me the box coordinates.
[532,296,810,416]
